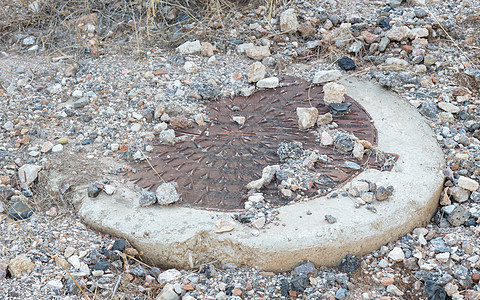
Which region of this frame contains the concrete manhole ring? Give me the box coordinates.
[78,77,445,271]
[129,75,397,211]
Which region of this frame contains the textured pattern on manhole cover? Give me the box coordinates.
[130,76,396,211]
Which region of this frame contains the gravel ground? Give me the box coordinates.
[1,0,480,299]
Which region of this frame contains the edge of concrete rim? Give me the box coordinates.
[77,77,445,272]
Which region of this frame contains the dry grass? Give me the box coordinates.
[0,0,269,58]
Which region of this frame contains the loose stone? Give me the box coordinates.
[256,77,279,88]
[280,8,299,33]
[296,107,318,130]
[337,56,356,71]
[8,254,35,278]
[245,46,270,60]
[457,176,479,191]
[317,112,333,126]
[156,182,180,205]
[323,82,346,104]
[247,62,266,83]
[215,218,236,233]
[313,70,342,84]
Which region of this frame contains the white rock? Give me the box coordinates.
[158,269,182,283]
[156,182,180,205]
[72,90,83,98]
[246,178,265,190]
[215,218,236,233]
[183,61,198,74]
[46,279,63,289]
[41,141,53,153]
[158,129,176,145]
[386,26,411,41]
[154,122,168,132]
[297,107,318,130]
[130,123,142,132]
[388,247,405,262]
[236,43,254,54]
[248,193,264,203]
[438,102,460,113]
[323,82,345,104]
[252,217,266,229]
[232,116,246,125]
[256,77,279,88]
[67,255,81,269]
[458,176,479,191]
[261,165,280,185]
[104,185,116,195]
[52,144,63,153]
[18,164,42,185]
[176,40,201,54]
[436,252,450,263]
[321,131,333,146]
[245,46,270,60]
[156,283,180,300]
[92,270,104,277]
[64,246,75,258]
[409,27,429,39]
[352,142,365,159]
[313,70,342,84]
[385,57,410,68]
[248,62,266,83]
[420,263,436,270]
[386,284,404,296]
[280,8,299,33]
[349,181,369,197]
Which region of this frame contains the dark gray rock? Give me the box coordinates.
[419,101,439,118]
[333,133,354,152]
[7,200,34,221]
[339,254,360,275]
[446,206,470,226]
[293,261,317,277]
[290,275,309,292]
[139,191,157,207]
[424,280,447,300]
[112,239,126,251]
[338,56,356,71]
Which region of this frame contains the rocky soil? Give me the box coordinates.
[1,0,480,299]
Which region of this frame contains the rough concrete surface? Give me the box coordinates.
[78,77,445,272]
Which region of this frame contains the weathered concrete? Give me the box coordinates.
[78,77,445,272]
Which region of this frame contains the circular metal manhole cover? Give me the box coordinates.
[129,76,396,211]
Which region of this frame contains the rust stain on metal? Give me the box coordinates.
[129,76,397,211]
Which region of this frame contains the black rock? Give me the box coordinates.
[338,56,356,71]
[290,275,309,292]
[87,184,100,198]
[424,280,449,300]
[329,102,352,116]
[339,254,361,275]
[112,239,126,251]
[93,261,110,271]
[7,200,34,221]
